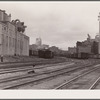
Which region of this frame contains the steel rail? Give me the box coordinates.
[0,63,84,84]
[1,63,99,89]
[0,60,69,69]
[0,62,92,84]
[54,64,100,89]
[0,62,74,74]
[89,76,100,89]
[0,57,67,65]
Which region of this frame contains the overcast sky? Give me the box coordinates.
[0,1,100,50]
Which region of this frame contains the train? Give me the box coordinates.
[38,49,54,59]
[29,49,54,59]
[68,52,89,59]
[77,52,89,59]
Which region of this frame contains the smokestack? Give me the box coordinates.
[98,12,100,38]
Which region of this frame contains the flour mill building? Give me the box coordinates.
[0,9,29,56]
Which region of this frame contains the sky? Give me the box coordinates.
[0,1,100,50]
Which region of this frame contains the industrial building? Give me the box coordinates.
[67,33,100,59]
[76,34,99,55]
[68,47,76,54]
[0,9,29,56]
[29,37,49,56]
[67,12,100,58]
[36,37,42,46]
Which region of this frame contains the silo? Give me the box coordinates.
[0,10,4,21]
[7,14,11,22]
[4,13,7,21]
[4,13,11,22]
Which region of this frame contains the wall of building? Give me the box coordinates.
[77,46,91,54]
[0,22,16,55]
[0,10,11,22]
[22,35,29,56]
[29,44,38,51]
[0,10,4,21]
[0,22,8,55]
[68,47,76,54]
[0,23,2,55]
[91,41,99,54]
[7,22,16,55]
[15,31,29,56]
[36,38,42,46]
[0,21,29,56]
[0,10,29,56]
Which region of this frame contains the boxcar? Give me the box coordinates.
[77,52,89,59]
[38,49,54,59]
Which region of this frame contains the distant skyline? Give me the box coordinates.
[0,1,100,50]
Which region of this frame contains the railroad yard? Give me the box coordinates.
[0,56,100,89]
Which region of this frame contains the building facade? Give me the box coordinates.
[0,9,29,56]
[68,47,76,54]
[76,35,99,55]
[36,37,42,46]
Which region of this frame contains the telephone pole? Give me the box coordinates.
[98,12,100,54]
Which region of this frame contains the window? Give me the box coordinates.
[6,36,8,47]
[4,27,6,30]
[9,37,11,47]
[2,34,4,44]
[18,40,20,49]
[13,38,14,47]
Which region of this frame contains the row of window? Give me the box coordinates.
[2,25,15,37]
[2,34,24,50]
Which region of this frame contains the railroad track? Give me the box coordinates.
[0,56,56,64]
[89,76,100,89]
[0,58,98,74]
[0,57,68,65]
[0,62,74,74]
[0,59,68,69]
[54,64,100,89]
[0,63,98,89]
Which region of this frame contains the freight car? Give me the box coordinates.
[38,49,54,59]
[68,53,77,58]
[69,52,89,59]
[77,52,89,59]
[29,50,38,56]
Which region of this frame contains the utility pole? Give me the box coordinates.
[98,12,100,54]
